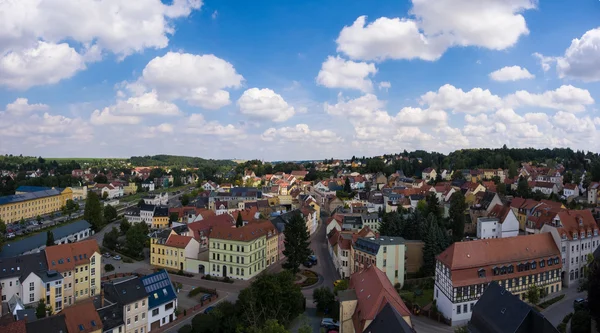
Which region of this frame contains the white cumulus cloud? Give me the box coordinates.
[556,27,600,82]
[5,98,49,113]
[316,56,377,92]
[489,66,534,81]
[419,84,502,114]
[237,88,295,122]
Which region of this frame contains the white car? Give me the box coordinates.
[6,233,15,239]
[321,318,339,328]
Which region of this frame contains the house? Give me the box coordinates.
[208,220,275,280]
[562,183,579,199]
[95,184,123,199]
[588,182,600,204]
[150,231,200,272]
[143,193,168,206]
[467,282,558,333]
[104,277,148,333]
[476,204,519,239]
[0,252,47,306]
[187,214,235,249]
[201,181,218,191]
[62,301,103,333]
[541,209,600,287]
[338,265,413,333]
[140,270,178,331]
[0,220,94,258]
[421,168,437,182]
[141,181,155,192]
[351,236,407,287]
[152,206,170,229]
[532,181,558,197]
[434,233,562,326]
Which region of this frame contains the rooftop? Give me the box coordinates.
[104,276,148,305]
[0,189,62,206]
[0,252,47,282]
[62,301,103,333]
[26,314,67,333]
[140,269,177,309]
[45,239,99,272]
[210,220,274,242]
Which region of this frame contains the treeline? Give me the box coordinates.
[130,155,235,168]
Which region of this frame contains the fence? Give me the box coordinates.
[152,293,220,333]
[101,272,143,281]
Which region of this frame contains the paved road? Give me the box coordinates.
[411,315,453,333]
[542,287,586,326]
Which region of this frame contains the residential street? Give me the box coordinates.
[542,287,586,326]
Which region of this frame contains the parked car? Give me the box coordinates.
[203,306,214,314]
[333,279,345,287]
[574,298,588,310]
[201,294,212,302]
[113,255,122,260]
[321,318,339,328]
[6,233,15,239]
[103,253,111,258]
[308,255,318,265]
[303,260,313,268]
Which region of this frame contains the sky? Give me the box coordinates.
[1,0,600,161]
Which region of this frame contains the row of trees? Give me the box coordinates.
[102,218,149,259]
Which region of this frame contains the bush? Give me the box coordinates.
[201,274,233,283]
[178,324,192,333]
[188,286,216,297]
[557,322,566,333]
[538,294,565,309]
[562,313,573,324]
[123,257,134,263]
[571,310,591,333]
[104,264,115,272]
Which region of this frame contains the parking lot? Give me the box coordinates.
[5,208,85,239]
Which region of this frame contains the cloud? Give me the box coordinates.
[489,66,534,81]
[394,107,447,126]
[90,109,141,125]
[5,98,49,113]
[212,10,218,19]
[336,0,535,62]
[0,41,85,89]
[419,84,502,114]
[532,52,554,72]
[556,27,600,82]
[505,85,594,112]
[378,81,391,91]
[237,88,295,122]
[316,55,377,92]
[184,114,243,135]
[552,111,596,133]
[132,52,244,110]
[140,123,174,138]
[110,91,181,116]
[324,93,390,125]
[262,124,343,144]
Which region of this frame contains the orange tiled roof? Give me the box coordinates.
[62,301,103,333]
[210,220,275,242]
[45,239,99,272]
[165,234,193,249]
[556,209,599,240]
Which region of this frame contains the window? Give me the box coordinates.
[463,304,468,313]
[383,259,387,266]
[540,260,545,268]
[383,246,387,253]
[127,305,131,312]
[478,269,485,278]
[142,313,145,319]
[165,302,174,310]
[135,315,138,322]
[135,302,138,309]
[142,300,145,306]
[457,306,461,314]
[29,282,34,291]
[127,318,131,325]
[152,308,159,316]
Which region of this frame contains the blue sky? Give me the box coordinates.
[1,0,600,160]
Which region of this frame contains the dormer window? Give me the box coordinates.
[548,259,553,266]
[595,230,598,236]
[562,233,566,240]
[540,260,545,268]
[581,232,585,239]
[588,231,592,237]
[573,233,578,240]
[531,261,537,269]
[493,267,499,275]
[478,268,485,278]
[554,257,559,265]
[508,265,514,273]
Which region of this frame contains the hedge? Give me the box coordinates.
[538,294,565,309]
[188,286,217,297]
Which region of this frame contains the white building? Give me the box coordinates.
[476,204,519,239]
[562,183,580,199]
[142,181,155,192]
[141,270,178,331]
[97,184,124,199]
[541,209,600,287]
[532,182,558,196]
[143,192,169,206]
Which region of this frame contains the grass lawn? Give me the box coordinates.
[398,288,434,307]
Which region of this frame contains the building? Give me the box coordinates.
[104,277,148,333]
[562,183,579,199]
[208,220,274,280]
[187,214,235,249]
[476,204,519,239]
[151,207,169,229]
[140,270,177,331]
[351,236,407,287]
[71,186,88,201]
[338,265,412,333]
[141,181,155,192]
[26,314,68,333]
[434,233,562,326]
[467,282,558,333]
[0,188,73,223]
[0,220,93,258]
[44,239,101,310]
[143,193,168,206]
[0,252,47,305]
[150,230,200,272]
[541,209,600,287]
[62,300,103,333]
[361,213,381,232]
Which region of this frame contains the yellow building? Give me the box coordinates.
[0,187,73,223]
[44,239,101,313]
[208,220,274,280]
[265,226,279,266]
[152,207,170,229]
[122,183,137,195]
[150,230,200,271]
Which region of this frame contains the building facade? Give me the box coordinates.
[351,236,407,287]
[0,187,73,223]
[104,277,149,333]
[141,270,178,331]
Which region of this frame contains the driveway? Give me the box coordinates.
[411,315,453,333]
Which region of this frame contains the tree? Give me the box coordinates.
[236,212,243,228]
[516,176,530,198]
[563,171,573,184]
[583,171,592,189]
[526,285,540,305]
[93,174,108,183]
[137,199,145,207]
[66,199,79,216]
[169,212,179,222]
[334,279,349,295]
[36,299,49,318]
[496,183,506,196]
[313,287,335,313]
[508,161,518,179]
[282,212,311,274]
[237,271,304,328]
[102,191,109,200]
[119,219,131,235]
[36,215,42,224]
[84,191,104,231]
[449,192,467,242]
[425,193,442,219]
[571,310,591,333]
[46,231,55,247]
[102,227,120,250]
[344,178,352,193]
[588,257,600,331]
[180,194,190,206]
[126,223,149,257]
[104,205,118,222]
[247,319,289,333]
[422,215,447,276]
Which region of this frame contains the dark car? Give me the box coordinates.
[308,255,318,265]
[574,298,588,310]
[303,260,313,268]
[203,306,215,314]
[201,294,212,302]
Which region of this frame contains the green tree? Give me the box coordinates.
[508,161,518,179]
[36,215,42,224]
[180,194,190,206]
[66,199,79,215]
[422,215,447,276]
[119,219,131,235]
[247,319,289,333]
[137,199,145,207]
[449,191,467,242]
[104,204,118,222]
[313,287,335,313]
[169,212,179,222]
[425,193,442,219]
[526,285,540,304]
[46,231,55,247]
[571,310,591,333]
[126,223,149,257]
[344,178,352,193]
[102,227,120,250]
[237,271,304,328]
[84,191,104,231]
[282,212,311,274]
[236,212,243,228]
[496,183,506,196]
[516,176,530,198]
[334,279,349,295]
[588,257,600,331]
[583,171,592,189]
[102,191,109,200]
[563,171,573,184]
[36,299,48,318]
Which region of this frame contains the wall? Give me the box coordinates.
[22,272,42,305]
[405,241,424,274]
[0,277,20,302]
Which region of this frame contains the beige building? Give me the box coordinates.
[105,277,149,333]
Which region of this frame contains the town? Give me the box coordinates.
[0,149,598,333]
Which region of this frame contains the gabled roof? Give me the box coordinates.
[209,220,274,242]
[187,214,235,239]
[4,320,26,333]
[364,303,414,333]
[62,301,103,333]
[140,269,177,309]
[468,282,558,333]
[0,252,47,282]
[556,209,599,240]
[488,204,511,224]
[45,239,99,272]
[26,314,67,333]
[165,235,193,249]
[104,276,147,305]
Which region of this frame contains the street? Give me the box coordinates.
[542,288,586,326]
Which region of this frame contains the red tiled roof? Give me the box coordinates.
[165,235,193,249]
[62,301,103,333]
[3,320,26,333]
[187,214,235,239]
[556,209,599,240]
[563,183,578,190]
[349,266,411,332]
[210,220,275,242]
[488,204,510,223]
[45,239,99,272]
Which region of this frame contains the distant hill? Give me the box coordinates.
[129,155,236,168]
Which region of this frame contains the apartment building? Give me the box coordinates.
[351,236,407,287]
[140,270,178,331]
[0,252,47,305]
[0,187,73,223]
[105,277,149,333]
[434,233,562,326]
[150,230,200,271]
[541,209,600,287]
[208,220,274,280]
[151,207,169,229]
[45,239,102,307]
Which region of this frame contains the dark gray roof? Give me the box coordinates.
[140,203,156,212]
[0,252,47,282]
[40,270,64,283]
[0,220,92,258]
[0,189,61,205]
[364,303,414,333]
[26,314,67,333]
[343,215,363,225]
[15,186,53,193]
[16,309,37,322]
[359,236,405,246]
[97,302,124,331]
[468,282,558,333]
[104,277,148,305]
[154,206,169,217]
